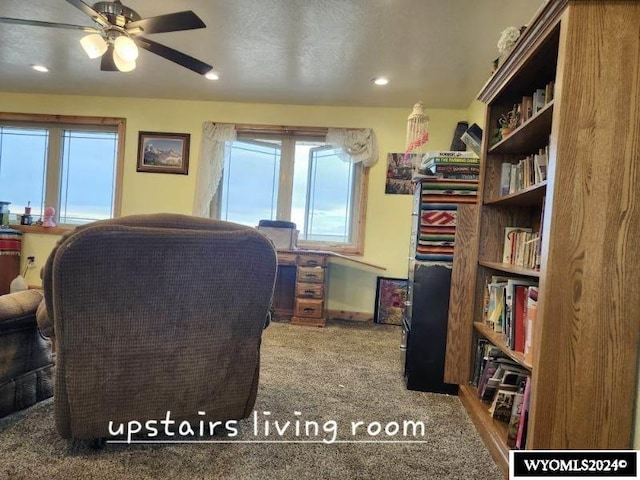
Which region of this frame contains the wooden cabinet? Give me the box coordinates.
[0,228,22,294]
[271,251,328,327]
[445,1,640,475]
[0,255,20,295]
[292,253,327,327]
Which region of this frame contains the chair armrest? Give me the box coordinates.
[36,298,54,340]
[0,289,43,322]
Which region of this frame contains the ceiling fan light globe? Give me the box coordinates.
[113,50,136,72]
[80,34,108,59]
[114,35,139,62]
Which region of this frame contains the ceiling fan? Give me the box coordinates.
[0,0,214,75]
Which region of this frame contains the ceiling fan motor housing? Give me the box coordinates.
[92,1,140,27]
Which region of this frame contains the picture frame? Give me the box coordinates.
[137,131,190,174]
[373,276,408,325]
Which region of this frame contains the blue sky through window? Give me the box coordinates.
[223,137,354,243]
[0,126,117,224]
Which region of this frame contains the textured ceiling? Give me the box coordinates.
[0,0,544,109]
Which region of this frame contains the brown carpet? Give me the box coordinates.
[0,320,502,480]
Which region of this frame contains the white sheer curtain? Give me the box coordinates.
[326,128,378,167]
[192,122,236,217]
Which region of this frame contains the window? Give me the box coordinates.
[216,129,368,254]
[0,113,124,226]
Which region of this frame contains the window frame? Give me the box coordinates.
[0,112,126,226]
[214,126,368,255]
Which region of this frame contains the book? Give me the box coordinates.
[477,348,506,398]
[505,278,538,349]
[471,338,490,386]
[515,376,532,449]
[489,389,517,423]
[422,151,479,163]
[532,88,546,113]
[487,282,507,333]
[502,227,532,264]
[480,358,524,403]
[500,163,511,196]
[425,164,480,175]
[513,285,529,353]
[507,388,526,447]
[523,286,539,364]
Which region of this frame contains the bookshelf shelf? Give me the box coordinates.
[490,101,554,156]
[458,385,510,479]
[444,1,640,471]
[484,181,547,207]
[473,322,533,370]
[478,261,540,278]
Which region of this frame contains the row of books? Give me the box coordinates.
[471,341,531,449]
[499,145,548,196]
[502,226,540,270]
[416,151,479,180]
[482,275,539,361]
[517,81,555,126]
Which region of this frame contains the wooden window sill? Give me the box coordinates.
[10,225,72,235]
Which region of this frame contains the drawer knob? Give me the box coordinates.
[304,290,315,295]
[303,307,315,312]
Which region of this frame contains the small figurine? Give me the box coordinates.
[43,206,56,227]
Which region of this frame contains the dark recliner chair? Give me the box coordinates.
[38,214,277,440]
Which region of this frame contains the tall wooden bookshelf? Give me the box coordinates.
[444,1,640,476]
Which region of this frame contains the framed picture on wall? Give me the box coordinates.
[374,276,408,325]
[137,131,190,174]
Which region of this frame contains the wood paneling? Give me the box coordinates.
[530,1,640,449]
[444,204,479,384]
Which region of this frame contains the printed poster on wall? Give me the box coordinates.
[385,153,419,195]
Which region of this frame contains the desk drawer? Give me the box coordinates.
[277,253,298,265]
[296,266,325,284]
[291,316,325,327]
[297,254,326,268]
[294,299,324,318]
[296,282,324,299]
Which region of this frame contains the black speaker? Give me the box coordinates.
[450,121,468,151]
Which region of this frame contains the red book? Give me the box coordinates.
[515,376,531,449]
[514,285,528,353]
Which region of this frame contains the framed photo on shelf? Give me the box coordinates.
[373,276,408,325]
[137,131,190,174]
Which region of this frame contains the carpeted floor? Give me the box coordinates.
[0,320,502,480]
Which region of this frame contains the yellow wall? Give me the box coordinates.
[1,91,469,313]
[466,100,486,133]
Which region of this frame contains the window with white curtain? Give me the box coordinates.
[216,130,368,254]
[0,114,124,225]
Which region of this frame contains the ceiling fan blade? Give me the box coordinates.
[65,0,110,28]
[100,45,118,71]
[0,17,100,33]
[126,11,205,35]
[135,37,212,75]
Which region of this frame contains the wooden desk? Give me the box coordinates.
[272,250,385,327]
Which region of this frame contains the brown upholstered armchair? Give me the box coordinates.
[0,289,54,417]
[39,214,277,440]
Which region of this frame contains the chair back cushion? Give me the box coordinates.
[47,214,277,439]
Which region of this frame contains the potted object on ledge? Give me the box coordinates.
[499,105,520,140]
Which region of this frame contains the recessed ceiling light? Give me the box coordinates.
[372,77,389,86]
[32,65,49,73]
[205,71,219,80]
